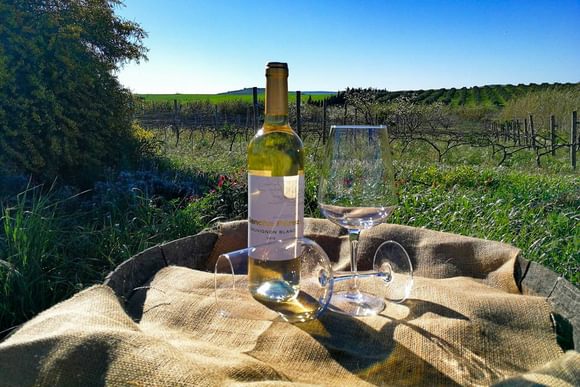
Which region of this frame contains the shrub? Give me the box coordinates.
[0,1,147,187]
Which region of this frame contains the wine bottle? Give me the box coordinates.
[247,62,304,304]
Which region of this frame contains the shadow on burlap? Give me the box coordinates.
[0,219,578,386]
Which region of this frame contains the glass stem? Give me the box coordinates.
[348,229,361,294]
[333,270,387,282]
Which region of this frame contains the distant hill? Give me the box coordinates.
[218,88,262,95]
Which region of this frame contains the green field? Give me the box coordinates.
[136,92,333,104]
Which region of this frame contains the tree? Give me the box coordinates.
[344,88,379,124]
[0,0,147,186]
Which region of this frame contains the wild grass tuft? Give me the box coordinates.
[0,183,88,333]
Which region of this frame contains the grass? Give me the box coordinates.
[157,130,579,284]
[390,163,578,283]
[0,128,578,337]
[1,184,71,327]
[0,169,224,335]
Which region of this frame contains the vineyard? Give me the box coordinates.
[134,83,580,170]
[365,82,578,107]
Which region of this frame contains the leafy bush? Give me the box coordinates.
[0,1,147,186]
[132,123,163,160]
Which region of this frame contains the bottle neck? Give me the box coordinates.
[264,71,289,129]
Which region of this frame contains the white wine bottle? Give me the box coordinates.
[247,62,304,304]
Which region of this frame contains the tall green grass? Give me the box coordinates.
[0,184,89,333]
[390,163,579,283]
[0,172,227,335]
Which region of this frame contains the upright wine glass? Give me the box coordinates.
[318,125,399,316]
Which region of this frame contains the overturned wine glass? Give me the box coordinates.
[213,237,413,323]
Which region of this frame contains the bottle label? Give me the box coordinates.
[248,174,304,260]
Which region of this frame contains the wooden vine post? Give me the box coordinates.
[173,99,180,146]
[244,107,250,141]
[503,121,510,142]
[524,118,529,147]
[296,90,302,138]
[213,105,218,131]
[252,87,258,132]
[550,115,557,156]
[572,111,578,170]
[322,99,328,144]
[529,114,536,150]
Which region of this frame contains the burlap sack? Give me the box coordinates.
[0,218,578,386]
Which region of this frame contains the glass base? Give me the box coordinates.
[328,290,385,317]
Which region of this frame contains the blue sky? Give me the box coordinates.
[116,0,580,94]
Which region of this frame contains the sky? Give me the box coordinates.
[115,0,580,94]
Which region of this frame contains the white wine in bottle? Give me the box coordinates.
[247,62,304,304]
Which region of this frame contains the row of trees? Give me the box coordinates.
[323,83,579,108]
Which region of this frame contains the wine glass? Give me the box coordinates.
[214,237,334,323]
[213,237,412,322]
[318,125,402,316]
